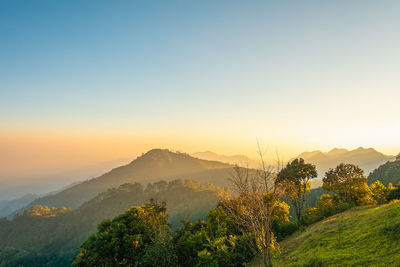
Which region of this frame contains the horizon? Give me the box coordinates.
[0,144,396,201]
[1,1,400,189]
[2,2,400,266]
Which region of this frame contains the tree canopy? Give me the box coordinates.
[277,158,317,222]
[323,163,373,206]
[74,202,175,267]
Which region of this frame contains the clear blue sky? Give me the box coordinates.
[1,1,400,173]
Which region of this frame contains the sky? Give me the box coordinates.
[1,0,400,185]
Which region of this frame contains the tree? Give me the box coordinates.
[277,158,317,222]
[387,184,400,202]
[220,151,289,267]
[316,194,335,217]
[369,181,389,204]
[172,206,255,266]
[73,202,176,266]
[323,163,373,206]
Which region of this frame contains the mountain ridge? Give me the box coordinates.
[296,147,394,179]
[192,151,261,168]
[29,149,234,209]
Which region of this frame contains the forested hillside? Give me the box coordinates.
[0,180,223,267]
[71,160,400,267]
[29,149,234,209]
[368,155,400,186]
[0,194,38,218]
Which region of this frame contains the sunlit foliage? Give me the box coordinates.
[277,158,317,222]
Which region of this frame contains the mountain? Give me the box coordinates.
[30,149,234,209]
[368,155,400,186]
[0,180,222,267]
[297,147,394,179]
[0,194,38,218]
[192,151,260,169]
[266,201,400,266]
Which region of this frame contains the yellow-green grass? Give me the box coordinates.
[251,201,400,266]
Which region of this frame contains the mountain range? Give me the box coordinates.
[192,151,261,169]
[1,147,398,266]
[26,147,395,210]
[296,147,394,179]
[31,149,235,209]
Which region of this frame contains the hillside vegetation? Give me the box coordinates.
[269,201,400,266]
[0,194,38,218]
[368,156,400,186]
[0,180,223,267]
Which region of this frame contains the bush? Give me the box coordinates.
[272,220,300,241]
[316,194,338,218]
[301,194,355,226]
[387,187,400,202]
[302,207,322,225]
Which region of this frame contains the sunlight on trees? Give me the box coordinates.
[277,158,317,222]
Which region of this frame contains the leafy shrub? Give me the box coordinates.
[302,207,322,225]
[172,206,256,267]
[387,187,400,202]
[369,181,390,204]
[272,219,300,241]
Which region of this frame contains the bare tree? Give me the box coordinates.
[220,147,288,266]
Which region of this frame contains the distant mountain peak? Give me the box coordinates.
[298,150,327,161]
[142,148,173,156]
[30,148,233,209]
[355,146,374,151]
[297,147,394,180]
[328,148,348,153]
[136,149,191,162]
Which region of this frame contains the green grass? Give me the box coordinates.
[251,201,400,266]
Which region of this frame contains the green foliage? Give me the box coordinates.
[369,180,390,204]
[142,239,178,267]
[277,158,317,222]
[315,194,335,217]
[302,207,322,225]
[0,180,223,267]
[368,157,400,186]
[173,206,256,267]
[73,204,256,267]
[272,220,300,241]
[323,163,374,206]
[73,202,173,266]
[387,186,400,202]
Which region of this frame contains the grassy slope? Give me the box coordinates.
[254,201,400,266]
